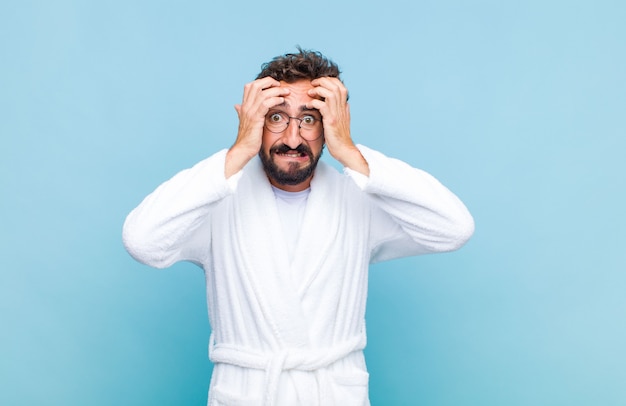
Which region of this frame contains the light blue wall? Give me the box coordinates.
[1,1,624,405]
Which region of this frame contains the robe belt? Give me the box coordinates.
[208,333,367,406]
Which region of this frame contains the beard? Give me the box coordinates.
[259,143,323,186]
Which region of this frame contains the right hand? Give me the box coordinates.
[227,78,290,170]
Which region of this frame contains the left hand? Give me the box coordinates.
[306,78,369,175]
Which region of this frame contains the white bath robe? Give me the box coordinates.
[123,145,474,406]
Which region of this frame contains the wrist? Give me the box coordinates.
[225,144,257,178]
[333,144,370,176]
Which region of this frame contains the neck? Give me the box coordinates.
[268,176,313,192]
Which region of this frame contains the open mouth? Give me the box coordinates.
[271,144,312,160]
[276,151,307,158]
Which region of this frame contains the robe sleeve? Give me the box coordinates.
[345,144,475,263]
[122,149,238,268]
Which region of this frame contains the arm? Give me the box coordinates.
[307,78,473,261]
[122,149,236,268]
[348,145,475,263]
[226,77,290,177]
[123,78,289,268]
[306,77,370,176]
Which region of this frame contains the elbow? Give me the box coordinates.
[423,210,474,253]
[457,215,475,249]
[122,219,151,266]
[122,216,171,269]
[443,211,475,252]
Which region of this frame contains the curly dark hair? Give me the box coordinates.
[256,47,341,82]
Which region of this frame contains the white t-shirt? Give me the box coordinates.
[271,185,311,264]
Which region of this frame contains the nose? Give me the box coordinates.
[282,118,303,148]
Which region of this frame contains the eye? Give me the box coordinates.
[301,115,316,125]
[269,113,284,123]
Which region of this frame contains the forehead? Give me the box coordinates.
[280,79,314,92]
[272,80,320,115]
[279,80,315,104]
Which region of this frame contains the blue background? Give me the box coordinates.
[1,1,625,405]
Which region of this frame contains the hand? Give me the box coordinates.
[226,77,290,177]
[306,77,369,175]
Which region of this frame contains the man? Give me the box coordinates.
[123,48,474,406]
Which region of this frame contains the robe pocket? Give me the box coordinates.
[329,369,370,405]
[209,386,262,406]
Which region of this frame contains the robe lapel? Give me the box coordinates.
[233,158,310,348]
[290,162,342,297]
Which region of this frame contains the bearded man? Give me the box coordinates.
[123,48,474,406]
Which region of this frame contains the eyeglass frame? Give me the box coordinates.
[264,111,324,141]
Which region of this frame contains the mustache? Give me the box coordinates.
[270,143,313,156]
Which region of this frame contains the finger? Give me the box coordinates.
[306,98,326,112]
[310,76,342,87]
[242,87,289,120]
[307,89,344,115]
[245,84,290,108]
[262,95,288,111]
[242,77,282,104]
[260,86,290,99]
[309,82,347,105]
[307,86,333,102]
[252,76,281,91]
[311,77,346,96]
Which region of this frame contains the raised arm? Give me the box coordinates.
[306,77,370,176]
[123,77,291,268]
[306,78,473,261]
[226,77,290,177]
[352,145,475,263]
[122,150,234,268]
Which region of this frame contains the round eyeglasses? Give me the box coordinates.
[264,112,323,141]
